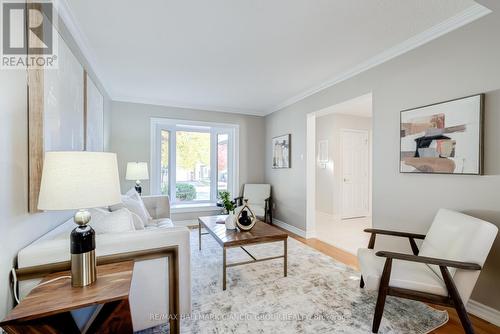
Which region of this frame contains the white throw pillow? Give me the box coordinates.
[129,211,146,231]
[89,208,135,234]
[109,188,150,229]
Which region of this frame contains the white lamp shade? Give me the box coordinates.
[126,162,149,180]
[38,152,122,210]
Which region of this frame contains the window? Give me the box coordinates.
[151,118,238,205]
[217,133,229,193]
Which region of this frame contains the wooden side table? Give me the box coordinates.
[0,261,134,334]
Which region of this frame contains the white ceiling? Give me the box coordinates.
[63,0,488,115]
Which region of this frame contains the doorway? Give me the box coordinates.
[306,93,373,255]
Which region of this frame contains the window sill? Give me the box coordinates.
[171,203,222,213]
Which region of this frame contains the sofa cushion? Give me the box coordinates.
[357,248,447,296]
[89,208,136,234]
[110,188,150,229]
[145,218,174,229]
[142,195,170,220]
[130,211,146,230]
[17,227,193,328]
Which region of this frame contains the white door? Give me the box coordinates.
[341,129,370,219]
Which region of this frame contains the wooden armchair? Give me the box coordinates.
[234,184,272,224]
[357,209,498,334]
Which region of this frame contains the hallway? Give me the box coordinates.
[315,211,371,255]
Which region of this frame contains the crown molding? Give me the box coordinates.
[52,1,491,117]
[113,95,266,116]
[265,3,492,115]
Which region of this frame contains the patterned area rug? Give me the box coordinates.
[140,229,448,333]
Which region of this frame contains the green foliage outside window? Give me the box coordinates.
[176,183,196,201]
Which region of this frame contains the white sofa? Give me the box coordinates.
[16,195,191,332]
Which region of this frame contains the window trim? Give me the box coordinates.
[150,118,239,203]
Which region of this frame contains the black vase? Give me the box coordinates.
[238,210,252,226]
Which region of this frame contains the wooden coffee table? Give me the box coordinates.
[198,215,288,290]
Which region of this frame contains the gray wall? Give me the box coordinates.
[265,0,500,310]
[315,114,372,216]
[0,8,111,319]
[110,101,266,196]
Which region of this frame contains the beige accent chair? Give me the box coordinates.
[235,184,272,223]
[357,209,498,334]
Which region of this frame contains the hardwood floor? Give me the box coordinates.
[279,227,499,334]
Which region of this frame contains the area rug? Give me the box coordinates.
[140,229,448,333]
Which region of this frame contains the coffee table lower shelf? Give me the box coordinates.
[198,215,288,290]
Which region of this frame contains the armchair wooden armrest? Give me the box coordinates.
[264,197,272,224]
[370,250,481,333]
[363,228,426,255]
[233,196,243,206]
[375,251,481,270]
[264,197,271,210]
[364,228,426,239]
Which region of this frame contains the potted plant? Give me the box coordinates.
[218,191,236,229]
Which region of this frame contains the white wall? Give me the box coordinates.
[110,101,266,196]
[265,0,500,310]
[315,114,372,216]
[0,9,111,320]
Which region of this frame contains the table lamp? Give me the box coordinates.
[125,162,149,195]
[38,151,121,287]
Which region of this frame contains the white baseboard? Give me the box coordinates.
[467,299,500,327]
[305,230,316,239]
[272,219,308,238]
[273,219,500,327]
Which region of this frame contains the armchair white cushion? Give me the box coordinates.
[243,184,271,207]
[357,248,448,296]
[358,209,498,304]
[418,209,498,304]
[236,184,271,222]
[358,209,498,333]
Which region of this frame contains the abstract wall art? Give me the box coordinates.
[28,17,105,212]
[400,94,484,175]
[272,134,291,169]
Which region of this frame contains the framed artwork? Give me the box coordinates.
[43,32,85,152]
[29,25,85,212]
[272,134,291,169]
[85,73,104,151]
[28,14,104,211]
[400,94,484,175]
